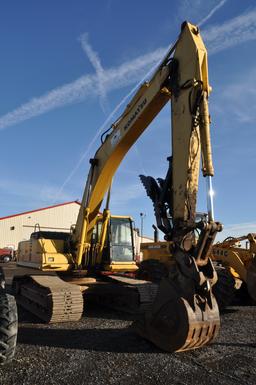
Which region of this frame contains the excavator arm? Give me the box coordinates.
[73,22,220,260]
[73,54,173,256]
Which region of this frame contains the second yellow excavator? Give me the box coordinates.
[13,21,222,352]
[211,233,256,307]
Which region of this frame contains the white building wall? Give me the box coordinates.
[133,231,154,261]
[0,202,80,249]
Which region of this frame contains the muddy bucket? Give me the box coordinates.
[134,278,220,352]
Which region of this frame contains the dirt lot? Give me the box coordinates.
[0,262,256,385]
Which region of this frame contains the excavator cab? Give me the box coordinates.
[109,217,135,262]
[90,215,138,272]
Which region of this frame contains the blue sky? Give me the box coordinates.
[0,0,255,240]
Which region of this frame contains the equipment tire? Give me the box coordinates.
[0,292,18,365]
[212,267,236,311]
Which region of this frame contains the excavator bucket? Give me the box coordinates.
[247,257,256,301]
[134,278,220,352]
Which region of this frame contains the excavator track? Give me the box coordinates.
[12,275,84,323]
[110,275,159,312]
[86,275,159,313]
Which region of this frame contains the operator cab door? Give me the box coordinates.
[109,217,135,263]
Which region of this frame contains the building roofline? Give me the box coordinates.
[0,201,81,221]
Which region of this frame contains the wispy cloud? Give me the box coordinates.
[216,222,256,241]
[214,67,256,124]
[178,0,225,26]
[79,33,109,114]
[0,179,72,205]
[39,185,74,203]
[203,8,256,54]
[0,75,96,130]
[0,47,165,131]
[110,182,144,211]
[0,9,255,133]
[52,65,163,203]
[198,0,228,27]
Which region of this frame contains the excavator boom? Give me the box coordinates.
[73,22,220,260]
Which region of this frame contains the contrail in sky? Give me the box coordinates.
[0,9,255,132]
[203,9,256,54]
[79,33,109,114]
[53,83,142,200]
[198,0,228,27]
[0,47,165,131]
[53,50,166,201]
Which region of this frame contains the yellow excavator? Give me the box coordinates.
[13,21,222,352]
[211,234,256,307]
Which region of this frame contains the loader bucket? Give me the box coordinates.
[134,278,220,352]
[247,257,256,301]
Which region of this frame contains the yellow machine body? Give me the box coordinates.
[102,261,138,272]
[140,242,174,267]
[17,214,138,273]
[212,246,248,282]
[212,233,256,281]
[17,238,72,271]
[211,233,256,301]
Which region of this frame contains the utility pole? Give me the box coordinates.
[140,212,146,240]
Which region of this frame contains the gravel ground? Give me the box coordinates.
[0,263,256,385]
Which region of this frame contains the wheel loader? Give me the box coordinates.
[12,21,224,352]
[211,234,256,307]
